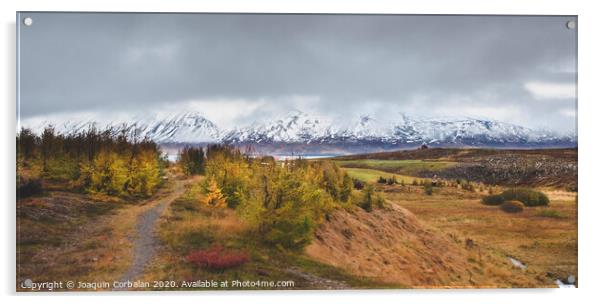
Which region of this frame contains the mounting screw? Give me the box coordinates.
[566,20,576,30]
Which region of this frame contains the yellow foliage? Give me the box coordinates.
[202,178,227,208]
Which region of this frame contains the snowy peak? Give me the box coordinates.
[143,111,220,143]
[22,110,576,148]
[222,111,575,147]
[223,111,333,144]
[26,111,221,144]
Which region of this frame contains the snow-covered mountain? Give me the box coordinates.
[222,111,575,148]
[22,110,576,149]
[24,111,221,143]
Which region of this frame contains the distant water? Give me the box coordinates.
[273,154,339,160]
[164,153,178,162]
[163,153,339,163]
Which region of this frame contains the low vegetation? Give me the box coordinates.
[149,185,390,289]
[336,159,457,176]
[500,200,525,213]
[342,167,425,184]
[186,245,250,271]
[482,188,550,207]
[537,209,567,219]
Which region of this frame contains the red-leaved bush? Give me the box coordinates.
[186,245,249,270]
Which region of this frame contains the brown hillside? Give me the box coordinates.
[305,203,543,288]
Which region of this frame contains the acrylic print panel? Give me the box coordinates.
[16,13,577,291]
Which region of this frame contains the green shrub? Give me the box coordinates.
[352,178,365,190]
[17,178,43,198]
[482,188,550,207]
[537,209,566,219]
[482,194,505,206]
[358,184,385,212]
[500,200,524,213]
[375,192,386,208]
[501,188,550,207]
[424,183,433,195]
[377,176,387,184]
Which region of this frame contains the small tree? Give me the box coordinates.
[424,183,434,195]
[202,178,227,209]
[339,174,353,202]
[179,146,205,175]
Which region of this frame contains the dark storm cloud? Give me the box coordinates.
[18,13,577,132]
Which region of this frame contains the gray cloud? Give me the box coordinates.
[18,13,577,133]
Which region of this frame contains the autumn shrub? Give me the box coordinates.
[500,188,549,207]
[202,178,227,208]
[186,245,249,270]
[500,200,524,213]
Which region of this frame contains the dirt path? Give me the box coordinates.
[114,179,187,289]
[284,267,349,290]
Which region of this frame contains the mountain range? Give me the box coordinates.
[23,110,577,153]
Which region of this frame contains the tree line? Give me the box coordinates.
[17,127,166,198]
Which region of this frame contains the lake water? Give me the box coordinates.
[163,153,340,163]
[273,154,339,160]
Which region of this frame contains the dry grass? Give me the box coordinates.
[16,179,182,291]
[305,202,544,288]
[383,184,577,286]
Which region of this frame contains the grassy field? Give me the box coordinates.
[341,167,428,184]
[339,159,577,285]
[336,159,457,176]
[365,172,578,285]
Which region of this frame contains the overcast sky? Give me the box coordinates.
[18,13,577,133]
